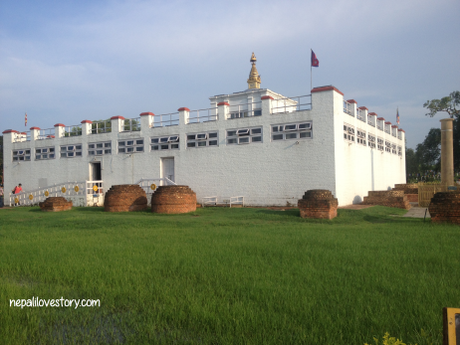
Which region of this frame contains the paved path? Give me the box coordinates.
[402,205,430,218]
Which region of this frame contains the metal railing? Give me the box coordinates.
[153,112,180,127]
[123,117,141,132]
[37,128,55,140]
[343,101,354,116]
[8,180,104,207]
[92,120,112,134]
[272,95,311,114]
[357,110,366,122]
[64,125,82,137]
[230,196,244,207]
[136,178,177,204]
[229,101,262,119]
[202,196,218,207]
[188,108,218,123]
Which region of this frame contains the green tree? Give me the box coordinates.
[405,147,418,179]
[423,90,460,118]
[415,128,441,173]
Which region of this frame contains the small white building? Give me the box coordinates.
[2,54,406,206]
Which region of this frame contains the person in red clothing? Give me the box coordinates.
[12,183,23,206]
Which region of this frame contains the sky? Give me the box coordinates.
[1,0,459,149]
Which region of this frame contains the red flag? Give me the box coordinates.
[25,112,27,126]
[311,50,319,67]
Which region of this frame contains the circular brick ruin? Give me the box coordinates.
[428,191,460,224]
[39,197,72,212]
[104,184,148,212]
[298,189,338,219]
[151,185,196,214]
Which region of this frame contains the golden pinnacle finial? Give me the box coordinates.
[247,52,261,89]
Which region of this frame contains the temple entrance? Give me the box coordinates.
[161,158,175,184]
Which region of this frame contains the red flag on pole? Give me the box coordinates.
[25,112,27,126]
[311,50,319,67]
[396,108,400,125]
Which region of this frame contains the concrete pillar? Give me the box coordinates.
[440,118,454,186]
[217,102,229,120]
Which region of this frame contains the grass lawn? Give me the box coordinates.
[0,206,458,344]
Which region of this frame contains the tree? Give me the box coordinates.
[415,128,441,173]
[405,147,418,178]
[423,91,460,118]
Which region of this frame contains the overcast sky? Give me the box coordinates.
[1,0,459,149]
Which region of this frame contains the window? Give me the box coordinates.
[118,139,144,153]
[391,143,397,154]
[36,147,55,160]
[227,127,262,145]
[357,129,366,146]
[385,140,391,153]
[61,144,82,158]
[186,131,218,148]
[377,137,384,151]
[343,123,355,142]
[368,134,376,149]
[272,122,312,141]
[12,149,31,161]
[151,135,180,151]
[398,146,402,156]
[89,141,112,155]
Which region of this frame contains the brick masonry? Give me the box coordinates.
[428,191,460,224]
[298,189,338,220]
[39,197,72,212]
[151,185,196,214]
[104,184,148,212]
[393,183,418,203]
[361,190,411,209]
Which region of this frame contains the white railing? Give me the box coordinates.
[188,108,218,124]
[202,196,218,207]
[153,112,180,127]
[230,196,244,207]
[64,125,82,137]
[136,178,177,204]
[343,101,354,116]
[13,132,30,142]
[201,196,244,207]
[92,120,112,134]
[37,128,55,140]
[229,101,262,119]
[8,180,104,207]
[123,117,141,132]
[272,95,311,114]
[357,109,366,122]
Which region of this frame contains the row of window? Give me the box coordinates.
[12,122,314,160]
[343,124,402,154]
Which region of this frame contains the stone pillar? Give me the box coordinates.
[440,118,454,186]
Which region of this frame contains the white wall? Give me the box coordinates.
[2,87,406,207]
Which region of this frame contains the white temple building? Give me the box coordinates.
[2,53,406,207]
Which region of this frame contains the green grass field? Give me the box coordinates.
[0,206,458,345]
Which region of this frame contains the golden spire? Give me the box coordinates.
[247,52,261,89]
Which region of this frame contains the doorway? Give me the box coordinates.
[90,162,102,181]
[161,158,175,184]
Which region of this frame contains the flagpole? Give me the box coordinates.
[310,49,313,93]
